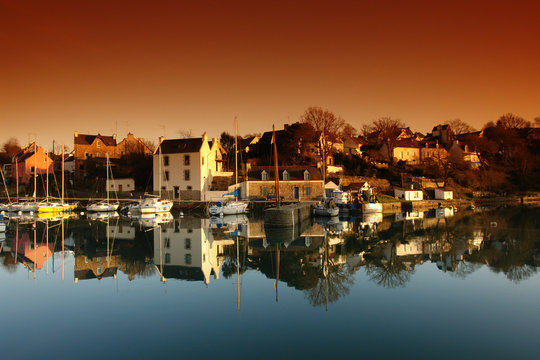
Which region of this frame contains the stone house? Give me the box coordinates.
[73,132,118,174]
[380,139,421,165]
[449,140,481,168]
[117,133,153,156]
[235,165,324,201]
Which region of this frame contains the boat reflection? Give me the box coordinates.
[0,206,538,307]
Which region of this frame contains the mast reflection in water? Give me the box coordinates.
[0,206,539,359]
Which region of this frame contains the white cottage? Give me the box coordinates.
[154,134,225,200]
[394,187,423,201]
[434,188,453,200]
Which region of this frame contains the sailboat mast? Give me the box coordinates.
[272,125,280,207]
[158,143,162,198]
[234,116,238,201]
[61,143,65,204]
[106,153,110,206]
[34,141,37,202]
[46,147,49,202]
[0,167,11,204]
[15,157,19,202]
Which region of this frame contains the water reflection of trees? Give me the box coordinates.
[305,264,352,308]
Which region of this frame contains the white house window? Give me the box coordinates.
[164,171,169,181]
[261,170,268,181]
[184,155,190,165]
[185,254,192,265]
[282,170,289,181]
[304,170,310,180]
[184,170,190,181]
[164,156,169,166]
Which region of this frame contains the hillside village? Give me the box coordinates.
[0,109,539,203]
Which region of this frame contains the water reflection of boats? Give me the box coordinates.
[313,216,342,235]
[130,212,173,228]
[209,214,248,228]
[86,211,120,220]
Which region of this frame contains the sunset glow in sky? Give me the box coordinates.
[1,0,539,148]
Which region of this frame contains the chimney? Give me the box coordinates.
[74,131,78,138]
[202,132,208,142]
[113,133,117,140]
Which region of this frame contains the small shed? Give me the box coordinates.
[434,188,453,200]
[107,178,135,193]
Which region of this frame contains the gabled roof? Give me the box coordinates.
[159,138,204,154]
[74,133,117,146]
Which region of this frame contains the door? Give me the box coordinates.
[119,184,123,193]
[174,186,180,199]
[294,186,299,200]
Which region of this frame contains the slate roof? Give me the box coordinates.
[74,134,117,146]
[159,138,203,154]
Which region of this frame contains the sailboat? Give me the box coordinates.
[87,154,119,212]
[0,167,11,212]
[37,144,76,213]
[128,141,173,214]
[209,117,248,216]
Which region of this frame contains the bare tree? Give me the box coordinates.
[496,113,531,129]
[534,116,540,127]
[177,129,193,138]
[300,107,345,178]
[447,118,476,135]
[370,117,405,164]
[340,123,358,139]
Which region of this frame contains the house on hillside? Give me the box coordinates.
[419,140,448,163]
[73,132,118,174]
[380,139,421,165]
[449,140,480,168]
[11,143,54,185]
[117,133,153,156]
[343,137,364,155]
[153,133,226,200]
[235,165,324,201]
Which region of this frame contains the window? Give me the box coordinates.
[304,170,310,180]
[184,170,190,181]
[305,186,311,196]
[185,254,192,265]
[84,152,88,159]
[164,155,169,166]
[203,253,206,262]
[97,267,101,274]
[185,238,191,249]
[187,185,192,190]
[262,187,268,197]
[184,155,190,165]
[165,238,170,248]
[261,170,268,181]
[164,171,169,181]
[97,140,101,148]
[202,157,204,165]
[282,170,289,181]
[165,253,170,264]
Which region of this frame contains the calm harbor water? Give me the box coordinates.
[1,206,539,359]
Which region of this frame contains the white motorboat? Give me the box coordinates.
[87,201,119,212]
[130,194,173,214]
[313,199,339,217]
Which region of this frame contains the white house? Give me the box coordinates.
[394,187,423,201]
[434,188,453,200]
[153,133,226,200]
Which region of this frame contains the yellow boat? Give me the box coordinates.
[37,201,77,213]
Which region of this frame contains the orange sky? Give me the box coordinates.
[1,0,539,149]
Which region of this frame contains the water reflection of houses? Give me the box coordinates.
[11,230,55,271]
[154,218,234,285]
